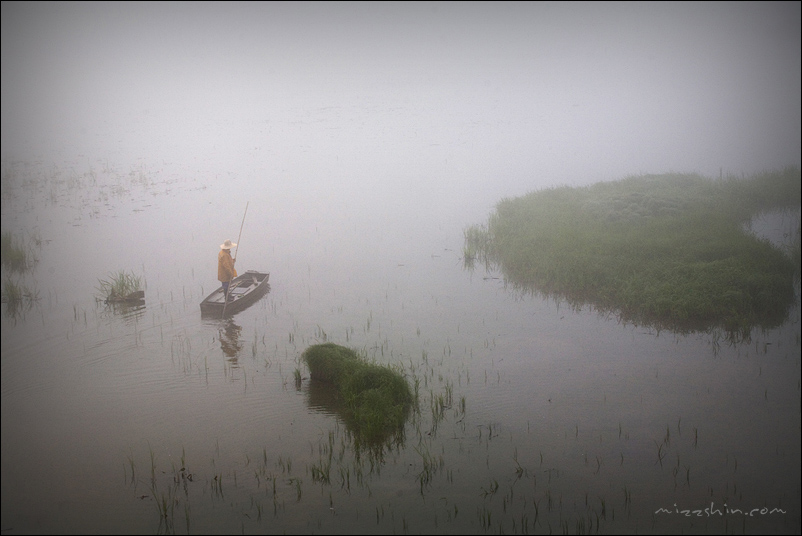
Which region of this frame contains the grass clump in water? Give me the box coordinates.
[302,343,413,444]
[1,232,37,273]
[1,232,41,318]
[97,269,144,303]
[464,168,801,341]
[1,276,39,318]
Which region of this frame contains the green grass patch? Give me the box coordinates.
[302,343,413,445]
[465,168,801,342]
[97,269,144,303]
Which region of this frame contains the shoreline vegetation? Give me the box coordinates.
[463,167,801,343]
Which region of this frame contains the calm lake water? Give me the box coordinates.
[2,128,800,535]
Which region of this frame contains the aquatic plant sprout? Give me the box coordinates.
[96,269,143,302]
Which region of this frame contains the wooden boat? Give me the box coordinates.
[200,270,270,317]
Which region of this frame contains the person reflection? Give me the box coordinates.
[219,319,243,358]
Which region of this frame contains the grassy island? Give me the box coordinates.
[464,168,801,341]
[302,343,413,444]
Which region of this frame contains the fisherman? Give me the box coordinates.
[218,239,238,301]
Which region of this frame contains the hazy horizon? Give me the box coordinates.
[2,1,800,195]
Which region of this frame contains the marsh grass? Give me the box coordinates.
[1,232,41,318]
[97,270,144,303]
[302,343,413,445]
[464,168,801,342]
[1,231,38,273]
[1,276,39,319]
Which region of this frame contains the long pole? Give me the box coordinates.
[223,202,249,318]
[234,201,249,262]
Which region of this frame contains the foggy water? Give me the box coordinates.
[2,2,801,534]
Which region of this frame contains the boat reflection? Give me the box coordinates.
[219,318,243,359]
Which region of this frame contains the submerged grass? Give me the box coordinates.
[1,231,38,273]
[1,276,39,317]
[302,343,413,445]
[1,232,41,318]
[464,168,801,341]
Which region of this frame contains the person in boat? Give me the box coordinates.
[218,239,238,301]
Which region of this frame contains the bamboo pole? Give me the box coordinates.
[223,202,249,318]
[233,201,248,263]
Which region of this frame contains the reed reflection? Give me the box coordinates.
[301,343,412,458]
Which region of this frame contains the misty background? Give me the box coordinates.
[3,1,800,192]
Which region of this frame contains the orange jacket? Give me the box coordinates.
[218,249,237,282]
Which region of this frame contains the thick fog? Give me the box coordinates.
[1,6,801,533]
[2,1,800,197]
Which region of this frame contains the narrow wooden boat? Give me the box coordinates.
[200,270,270,317]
